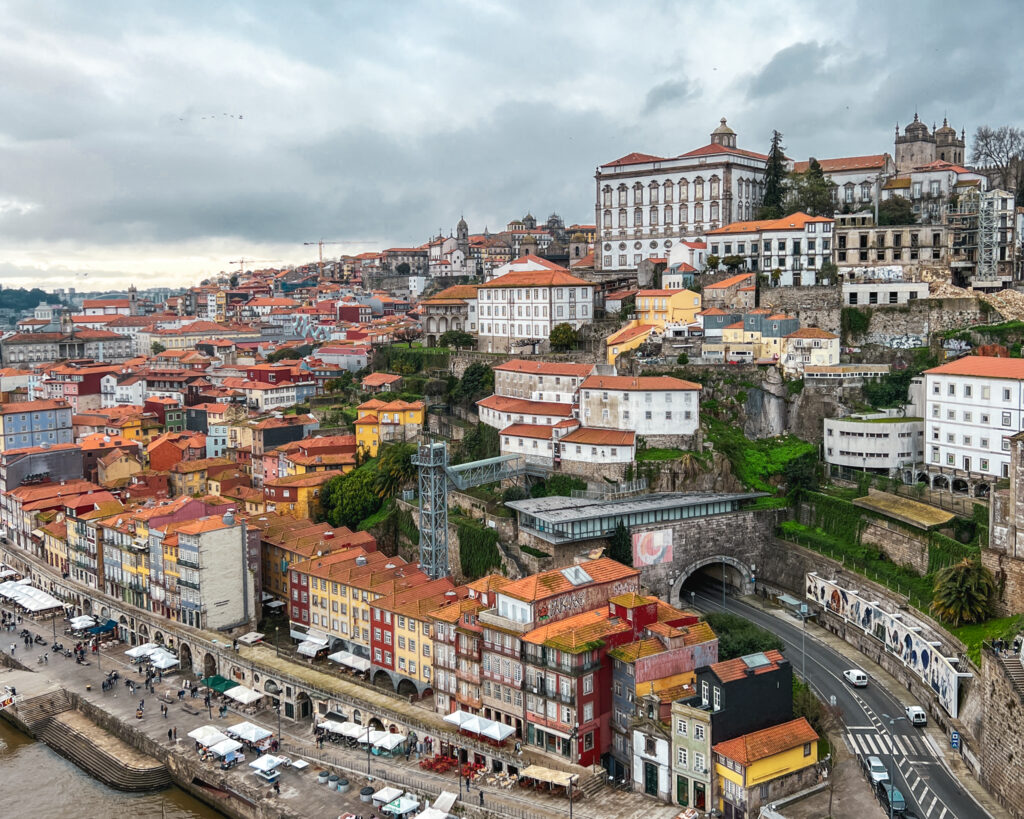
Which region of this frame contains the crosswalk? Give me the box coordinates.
[844,729,932,759]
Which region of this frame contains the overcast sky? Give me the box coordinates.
[1,0,1021,292]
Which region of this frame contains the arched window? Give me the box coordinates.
[694,178,704,201]
[745,203,752,219]
[679,204,687,225]
[663,180,674,202]
[634,182,644,205]
[664,205,673,225]
[603,210,612,228]
[634,207,643,226]
[618,208,627,228]
[710,176,720,198]
[649,206,658,226]
[602,186,612,207]
[649,182,659,204]
[679,179,688,201]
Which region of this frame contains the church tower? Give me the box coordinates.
[895,114,937,173]
[710,118,737,149]
[934,118,965,164]
[456,215,469,258]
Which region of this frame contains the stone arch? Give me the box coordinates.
[154,630,164,645]
[352,708,363,725]
[138,623,150,640]
[916,472,929,485]
[397,678,418,698]
[203,652,217,678]
[974,483,990,498]
[263,678,281,696]
[952,478,969,495]
[932,475,949,491]
[100,606,109,619]
[178,642,193,676]
[295,691,312,720]
[425,335,437,348]
[83,599,93,615]
[670,554,755,604]
[436,316,448,334]
[372,669,393,690]
[368,716,385,731]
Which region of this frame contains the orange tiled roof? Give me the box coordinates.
[925,355,1024,380]
[710,648,786,683]
[523,607,632,652]
[476,395,575,417]
[704,273,755,290]
[580,375,701,391]
[499,557,639,603]
[712,717,818,766]
[792,154,889,173]
[606,324,657,345]
[560,427,634,447]
[707,212,832,235]
[786,328,838,339]
[492,361,595,377]
[0,399,70,415]
[362,372,403,386]
[500,423,556,440]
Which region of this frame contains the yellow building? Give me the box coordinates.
[713,717,819,817]
[97,448,143,489]
[635,289,701,327]
[41,518,68,576]
[264,470,342,520]
[106,413,163,445]
[605,323,658,365]
[355,399,425,457]
[168,457,235,498]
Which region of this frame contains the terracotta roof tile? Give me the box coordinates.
[499,557,639,603]
[580,375,701,391]
[925,355,1024,380]
[712,717,818,765]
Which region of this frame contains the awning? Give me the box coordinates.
[520,765,576,787]
[480,721,515,742]
[382,796,420,816]
[201,675,239,693]
[433,792,457,814]
[264,600,286,609]
[0,580,63,612]
[297,639,325,657]
[374,733,406,751]
[442,709,513,742]
[224,685,262,705]
[442,710,475,729]
[228,721,273,743]
[149,649,179,670]
[209,738,243,757]
[236,632,264,646]
[328,650,371,671]
[340,722,369,739]
[364,729,390,746]
[188,725,230,746]
[249,754,287,773]
[87,619,117,634]
[70,615,96,629]
[125,643,159,659]
[373,786,403,804]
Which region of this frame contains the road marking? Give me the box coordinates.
[928,795,938,816]
[862,734,878,755]
[915,778,930,801]
[908,773,921,792]
[892,734,907,755]
[938,807,948,819]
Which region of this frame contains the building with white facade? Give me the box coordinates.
[492,360,595,403]
[791,154,894,209]
[780,328,840,375]
[578,375,701,440]
[843,280,928,306]
[923,356,1024,489]
[594,119,768,277]
[476,265,594,353]
[705,213,834,287]
[824,411,924,480]
[477,395,575,430]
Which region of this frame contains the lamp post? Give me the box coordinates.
[721,557,726,606]
[275,625,279,659]
[366,723,372,775]
[274,698,282,742]
[798,604,809,681]
[880,714,907,819]
[568,773,578,819]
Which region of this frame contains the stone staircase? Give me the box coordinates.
[577,769,607,798]
[36,712,170,791]
[11,688,72,731]
[998,653,1024,700]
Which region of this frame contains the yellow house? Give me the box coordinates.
[635,289,702,328]
[168,457,235,497]
[355,399,425,457]
[41,518,68,576]
[106,413,163,445]
[605,323,658,365]
[97,448,143,488]
[264,470,342,520]
[713,717,819,817]
[371,579,456,692]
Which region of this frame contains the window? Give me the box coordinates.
[1004,388,1012,401]
[676,719,688,737]
[803,742,812,756]
[965,385,973,398]
[713,687,721,710]
[677,747,688,767]
[1003,413,1012,426]
[583,674,593,694]
[645,736,656,756]
[694,724,704,741]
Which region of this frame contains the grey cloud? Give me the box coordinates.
[642,78,699,115]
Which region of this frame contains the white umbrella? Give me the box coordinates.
[227,721,272,743]
[340,722,367,739]
[125,642,158,659]
[365,729,389,746]
[317,719,347,734]
[223,685,262,705]
[70,615,95,628]
[460,716,485,735]
[188,725,230,746]
[442,710,473,729]
[479,720,515,742]
[149,649,179,670]
[249,754,287,773]
[374,733,406,751]
[209,738,243,757]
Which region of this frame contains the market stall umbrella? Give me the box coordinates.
[223,685,262,705]
[317,719,347,735]
[149,649,179,670]
[187,726,230,746]
[327,649,371,672]
[372,786,403,805]
[208,738,243,757]
[125,643,159,659]
[70,615,96,629]
[520,765,576,787]
[479,721,515,742]
[382,795,420,816]
[340,722,367,739]
[363,730,389,746]
[249,754,288,773]
[227,722,273,743]
[374,733,407,752]
[442,710,475,729]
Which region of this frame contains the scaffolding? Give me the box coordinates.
[413,442,450,580]
[950,190,1000,283]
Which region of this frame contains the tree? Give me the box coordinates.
[393,326,422,346]
[322,466,382,529]
[757,130,788,219]
[453,362,493,404]
[877,195,916,226]
[151,342,166,355]
[395,262,411,276]
[438,330,475,349]
[972,125,1024,205]
[608,521,633,566]
[704,611,784,660]
[783,451,818,499]
[455,422,499,463]
[931,558,996,626]
[0,287,59,312]
[266,347,302,362]
[229,273,239,289]
[721,254,744,272]
[676,352,689,365]
[705,254,721,272]
[375,442,417,499]
[549,323,577,352]
[786,158,836,217]
[818,260,838,285]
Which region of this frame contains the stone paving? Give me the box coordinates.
[2,613,684,819]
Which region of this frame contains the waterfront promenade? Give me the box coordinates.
[2,611,682,819]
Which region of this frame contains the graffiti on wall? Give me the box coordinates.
[633,528,673,567]
[805,573,964,718]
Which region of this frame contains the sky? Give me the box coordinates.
[1,0,1022,292]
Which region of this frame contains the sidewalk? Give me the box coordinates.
[741,594,1012,819]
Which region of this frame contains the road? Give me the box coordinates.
[689,583,985,819]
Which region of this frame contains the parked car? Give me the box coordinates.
[843,668,868,687]
[878,782,907,814]
[905,705,927,726]
[867,755,889,784]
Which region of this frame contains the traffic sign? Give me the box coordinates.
[951,730,960,750]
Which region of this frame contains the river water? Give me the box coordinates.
[0,717,223,818]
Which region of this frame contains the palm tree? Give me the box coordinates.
[931,558,995,626]
[375,443,417,499]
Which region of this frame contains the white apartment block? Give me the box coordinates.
[843,280,928,306]
[824,411,925,478]
[578,375,701,438]
[595,119,768,276]
[492,361,595,404]
[706,213,834,287]
[924,357,1024,483]
[476,268,595,353]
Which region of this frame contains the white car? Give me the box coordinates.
[843,668,868,687]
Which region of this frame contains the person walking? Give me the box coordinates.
[9,643,14,655]
[478,790,484,807]
[168,728,173,743]
[173,727,178,741]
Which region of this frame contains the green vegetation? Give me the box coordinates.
[877,195,916,226]
[757,130,788,220]
[151,342,166,355]
[453,362,494,405]
[704,611,784,661]
[676,352,689,365]
[455,516,503,580]
[950,614,1024,666]
[930,558,996,626]
[786,158,835,217]
[529,474,586,498]
[0,287,59,312]
[438,330,475,349]
[266,346,308,362]
[861,348,939,408]
[373,345,450,375]
[549,322,578,351]
[706,419,817,494]
[636,447,685,461]
[321,461,383,530]
[453,422,500,464]
[786,379,804,396]
[520,544,551,559]
[374,442,416,499]
[840,307,871,338]
[608,521,632,566]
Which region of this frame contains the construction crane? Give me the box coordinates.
[303,240,343,280]
[227,259,280,282]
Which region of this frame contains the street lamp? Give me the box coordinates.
[568,773,578,819]
[275,625,279,659]
[365,723,372,775]
[798,604,810,681]
[880,714,907,819]
[275,699,282,743]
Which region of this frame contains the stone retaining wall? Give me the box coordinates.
[859,518,929,574]
[979,652,1024,818]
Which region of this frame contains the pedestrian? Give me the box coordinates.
[139,698,145,711]
[479,790,484,807]
[9,644,14,655]
[168,728,173,743]
[273,782,280,796]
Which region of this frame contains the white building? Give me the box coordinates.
[498,422,635,467]
[578,375,701,438]
[923,356,1024,485]
[791,154,894,209]
[843,280,928,306]
[492,360,595,404]
[780,328,840,375]
[632,727,671,801]
[594,119,768,276]
[477,395,575,430]
[824,411,924,479]
[476,265,594,353]
[705,212,834,287]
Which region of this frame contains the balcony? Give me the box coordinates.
[178,578,200,590]
[177,555,199,569]
[456,667,482,685]
[527,682,575,706]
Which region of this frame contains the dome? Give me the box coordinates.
[935,117,957,137]
[457,216,468,229]
[570,232,588,243]
[905,113,929,137]
[712,117,735,136]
